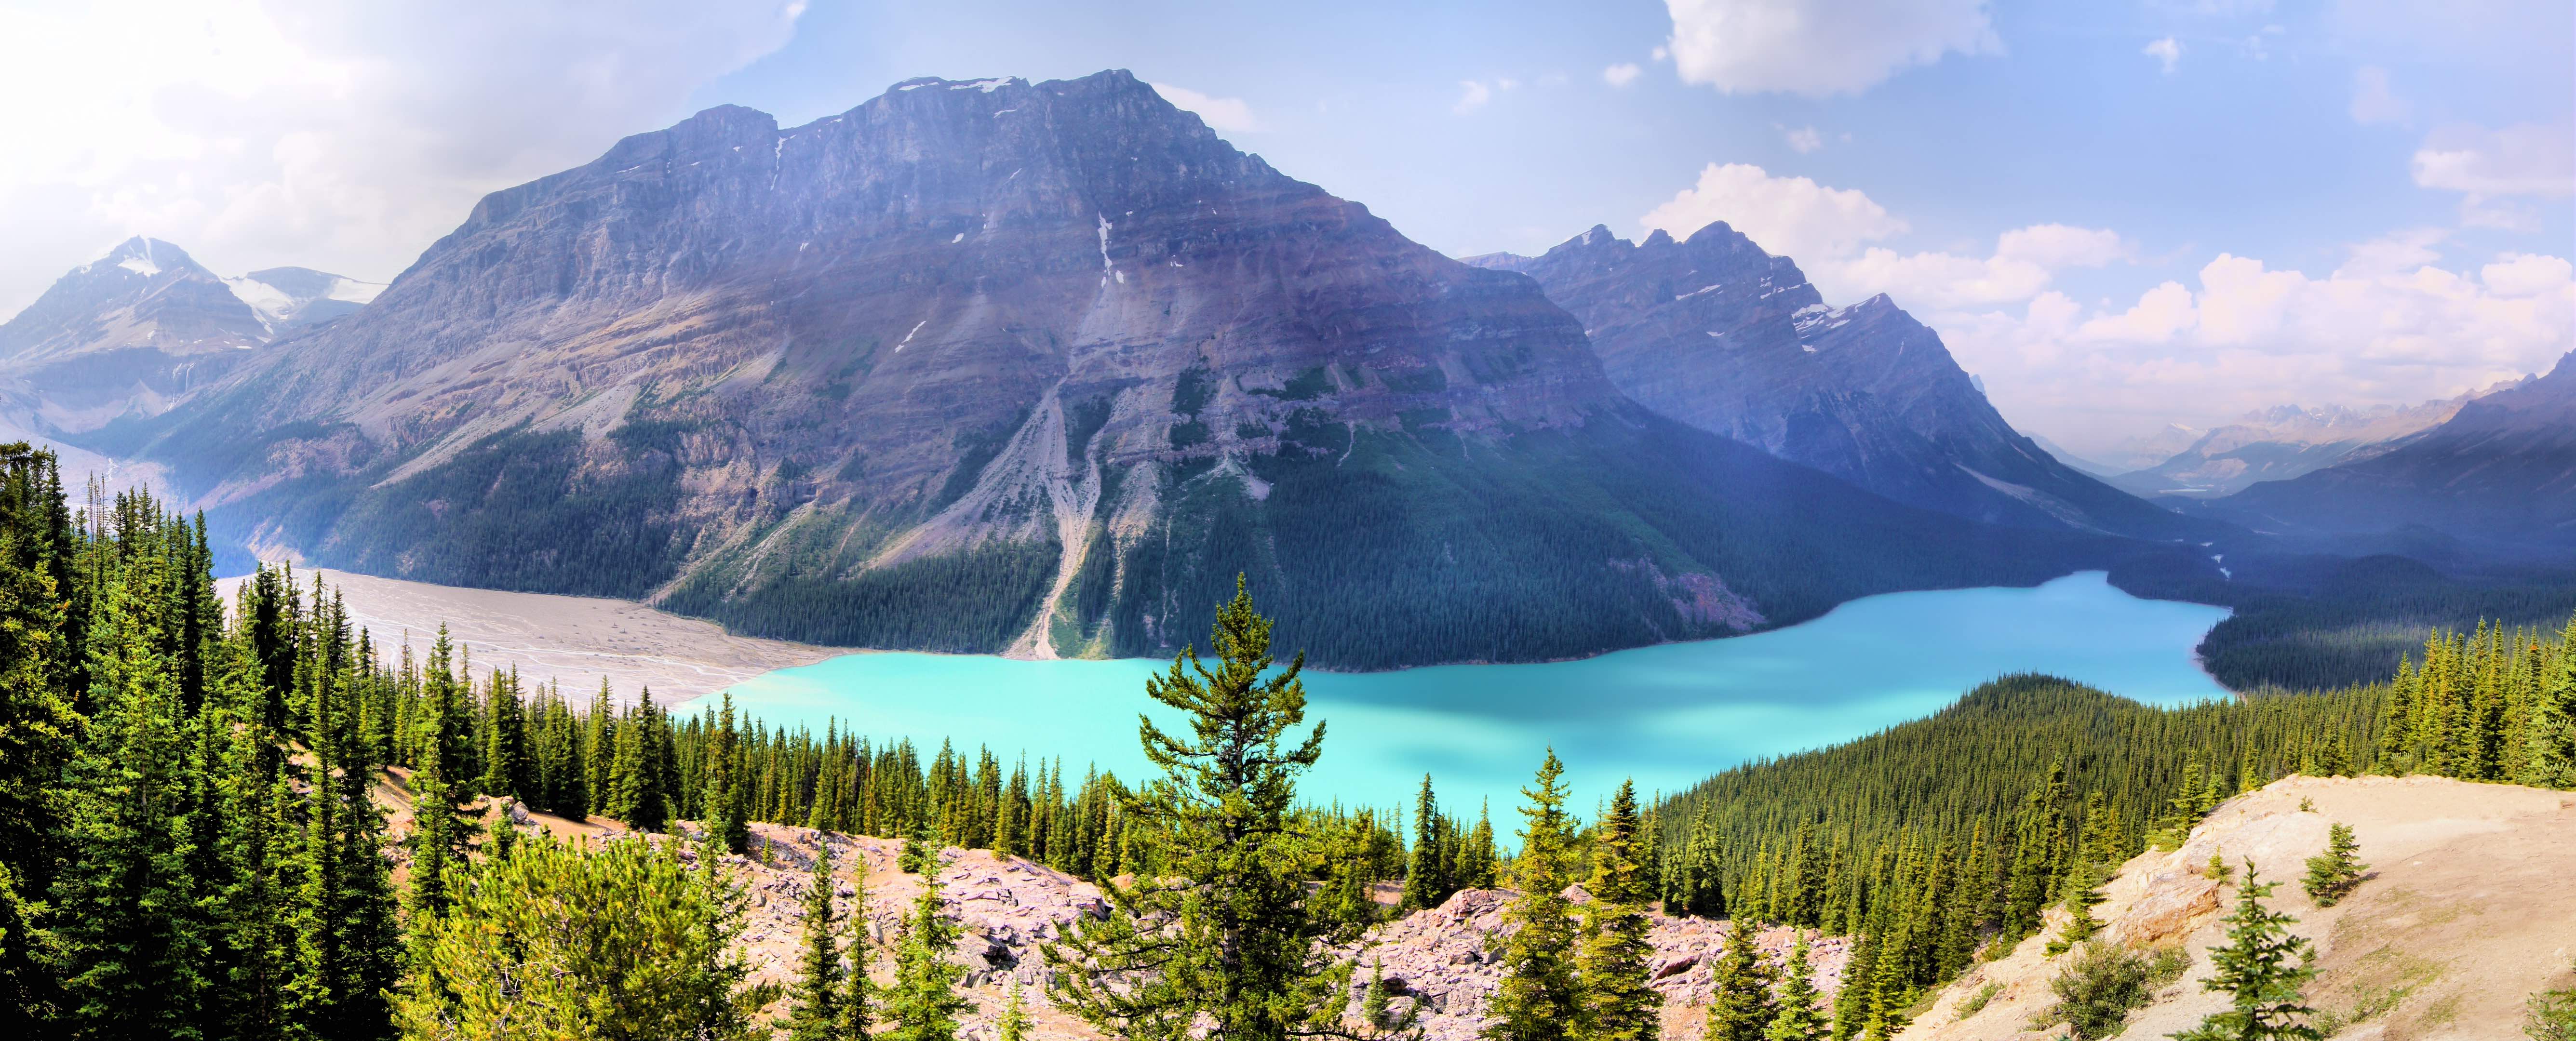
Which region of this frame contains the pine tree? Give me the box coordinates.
[886,875,969,1041]
[2300,824,2365,908]
[1458,801,1498,890]
[1703,918,1778,1041]
[707,693,750,854]
[899,810,936,874]
[787,843,847,1040]
[1044,578,1362,1041]
[1578,779,1660,1041]
[1401,774,1449,910]
[1486,749,1581,1041]
[998,982,1033,1041]
[609,691,668,832]
[1765,934,1830,1041]
[2172,864,2321,1041]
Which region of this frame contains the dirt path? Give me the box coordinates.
[217,566,838,707]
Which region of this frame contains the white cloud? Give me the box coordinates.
[1943,247,2576,452]
[1637,162,1907,261]
[1782,126,1825,153]
[2348,66,2410,125]
[1150,83,1260,133]
[1831,225,2126,308]
[0,0,804,317]
[2143,37,2182,74]
[1603,63,1644,87]
[1454,80,1494,114]
[1661,0,2000,97]
[2411,123,2576,197]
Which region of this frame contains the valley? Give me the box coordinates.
[0,13,2567,1039]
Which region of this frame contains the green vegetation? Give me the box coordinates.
[397,833,778,1039]
[2302,823,2366,907]
[2173,864,2321,1041]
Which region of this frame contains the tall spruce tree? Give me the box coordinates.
[1703,917,1779,1041]
[1401,774,1450,910]
[1486,749,1581,1041]
[1579,779,1660,1041]
[886,875,968,1041]
[1765,934,1829,1041]
[787,843,847,1040]
[1044,578,1363,1041]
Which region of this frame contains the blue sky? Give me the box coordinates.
[1,0,2568,452]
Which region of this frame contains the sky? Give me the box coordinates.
[0,0,2568,455]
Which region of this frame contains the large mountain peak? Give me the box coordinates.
[106,70,2136,668]
[1500,219,2189,537]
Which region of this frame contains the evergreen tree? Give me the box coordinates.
[1578,779,1660,1041]
[2300,824,2365,908]
[1044,578,1361,1041]
[899,810,937,874]
[707,693,751,854]
[43,583,210,1036]
[1703,919,1778,1041]
[1765,934,1829,1041]
[1457,801,1498,890]
[1401,774,1450,910]
[609,691,669,832]
[998,982,1033,1041]
[2172,864,2320,1041]
[1485,749,1581,1041]
[395,833,778,1038]
[787,843,848,1041]
[886,876,969,1041]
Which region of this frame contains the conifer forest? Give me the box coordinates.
[5,440,2575,1039]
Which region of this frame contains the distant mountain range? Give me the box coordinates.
[31,69,2565,667]
[65,70,2172,668]
[0,237,380,433]
[2206,350,2575,553]
[2105,396,2479,499]
[1466,225,2192,538]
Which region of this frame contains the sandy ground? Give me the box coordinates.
[1905,774,2576,1041]
[215,567,838,706]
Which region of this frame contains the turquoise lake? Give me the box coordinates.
[704,572,2232,811]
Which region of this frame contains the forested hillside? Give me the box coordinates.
[6,440,2571,1040]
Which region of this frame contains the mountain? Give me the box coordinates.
[2212,350,2576,553]
[1465,224,2190,537]
[2025,432,2123,479]
[222,266,387,334]
[95,70,2150,669]
[2107,396,2475,499]
[0,238,382,433]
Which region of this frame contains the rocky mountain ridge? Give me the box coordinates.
[1467,224,2193,539]
[2209,349,2576,556]
[2107,394,2485,500]
[0,236,380,433]
[94,69,2145,668]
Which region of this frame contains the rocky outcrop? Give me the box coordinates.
[1470,225,2195,539]
[1900,774,2576,1041]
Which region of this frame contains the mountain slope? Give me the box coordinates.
[2213,350,2576,554]
[2108,397,2472,499]
[1468,225,2191,538]
[0,238,382,433]
[101,70,2152,668]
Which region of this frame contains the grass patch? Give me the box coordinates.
[1956,982,2001,1020]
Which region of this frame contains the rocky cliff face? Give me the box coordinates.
[0,238,381,433]
[2213,350,2576,555]
[1469,225,2189,538]
[108,70,2131,667]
